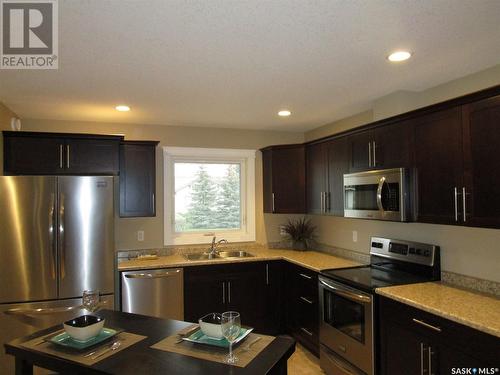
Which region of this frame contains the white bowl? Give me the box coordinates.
[63,315,105,342]
[198,313,223,339]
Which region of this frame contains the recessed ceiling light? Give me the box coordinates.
[278,110,291,117]
[115,105,130,112]
[387,51,412,62]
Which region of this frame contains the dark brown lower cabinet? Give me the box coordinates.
[183,261,282,335]
[379,296,499,375]
[285,263,319,356]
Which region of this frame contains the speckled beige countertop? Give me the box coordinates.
[376,282,500,338]
[118,247,362,272]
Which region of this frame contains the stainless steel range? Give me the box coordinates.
[318,237,441,375]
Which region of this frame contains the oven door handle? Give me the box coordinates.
[319,279,371,304]
[376,176,386,211]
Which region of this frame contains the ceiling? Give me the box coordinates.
[1,0,500,132]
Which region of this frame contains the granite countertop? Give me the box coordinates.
[376,282,500,338]
[117,247,362,272]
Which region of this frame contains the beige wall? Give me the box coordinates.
[19,118,304,250]
[0,102,18,175]
[303,64,500,282]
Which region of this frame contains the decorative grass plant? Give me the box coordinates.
[283,217,316,251]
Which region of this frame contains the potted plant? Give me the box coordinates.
[282,217,316,251]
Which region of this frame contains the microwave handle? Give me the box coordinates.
[376,176,386,211]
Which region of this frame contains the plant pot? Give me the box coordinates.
[291,240,307,251]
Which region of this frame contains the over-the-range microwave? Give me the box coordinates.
[343,167,412,221]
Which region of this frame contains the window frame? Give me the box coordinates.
[163,146,256,246]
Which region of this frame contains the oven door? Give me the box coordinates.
[319,276,373,375]
[343,168,408,221]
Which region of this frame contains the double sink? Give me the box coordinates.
[184,250,254,261]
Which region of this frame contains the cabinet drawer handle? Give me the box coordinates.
[412,318,442,333]
[299,273,312,280]
[300,327,313,336]
[299,296,314,305]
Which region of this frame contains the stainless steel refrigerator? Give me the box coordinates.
[0,176,115,373]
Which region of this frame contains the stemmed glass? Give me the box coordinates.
[82,290,100,313]
[221,311,241,364]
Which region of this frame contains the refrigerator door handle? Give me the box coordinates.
[49,193,57,279]
[59,193,66,280]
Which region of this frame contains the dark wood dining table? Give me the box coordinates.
[4,310,295,374]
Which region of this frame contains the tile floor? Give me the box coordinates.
[288,344,324,375]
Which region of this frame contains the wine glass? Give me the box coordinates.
[82,290,100,313]
[221,311,241,364]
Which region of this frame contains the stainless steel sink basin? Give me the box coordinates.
[184,253,217,261]
[184,251,254,261]
[217,251,254,258]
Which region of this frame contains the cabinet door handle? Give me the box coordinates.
[222,282,225,304]
[453,187,459,222]
[227,281,231,304]
[300,327,313,336]
[327,192,331,212]
[372,141,376,166]
[59,144,63,168]
[300,296,313,304]
[272,193,275,213]
[320,192,324,213]
[428,346,434,375]
[420,342,425,375]
[368,142,372,167]
[299,273,312,280]
[66,144,70,169]
[462,187,467,223]
[266,264,269,285]
[413,318,442,333]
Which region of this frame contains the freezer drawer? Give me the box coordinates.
[121,268,184,320]
[0,295,114,374]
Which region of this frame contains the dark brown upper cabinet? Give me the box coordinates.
[3,131,122,175]
[462,95,500,228]
[306,137,349,216]
[349,121,413,172]
[261,144,306,214]
[414,107,464,225]
[119,140,159,218]
[305,142,327,215]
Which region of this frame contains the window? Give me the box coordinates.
[164,147,256,245]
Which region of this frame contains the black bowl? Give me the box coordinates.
[64,315,103,327]
[199,312,222,324]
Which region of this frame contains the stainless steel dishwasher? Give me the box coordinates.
[121,268,184,320]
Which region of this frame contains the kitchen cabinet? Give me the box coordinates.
[285,263,319,356]
[306,137,349,216]
[379,296,499,375]
[3,131,122,175]
[183,261,282,335]
[261,144,306,213]
[414,107,464,225]
[462,95,500,228]
[119,140,159,217]
[414,96,500,228]
[348,121,413,172]
[306,142,327,214]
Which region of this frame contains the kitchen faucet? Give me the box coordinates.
[208,236,228,255]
